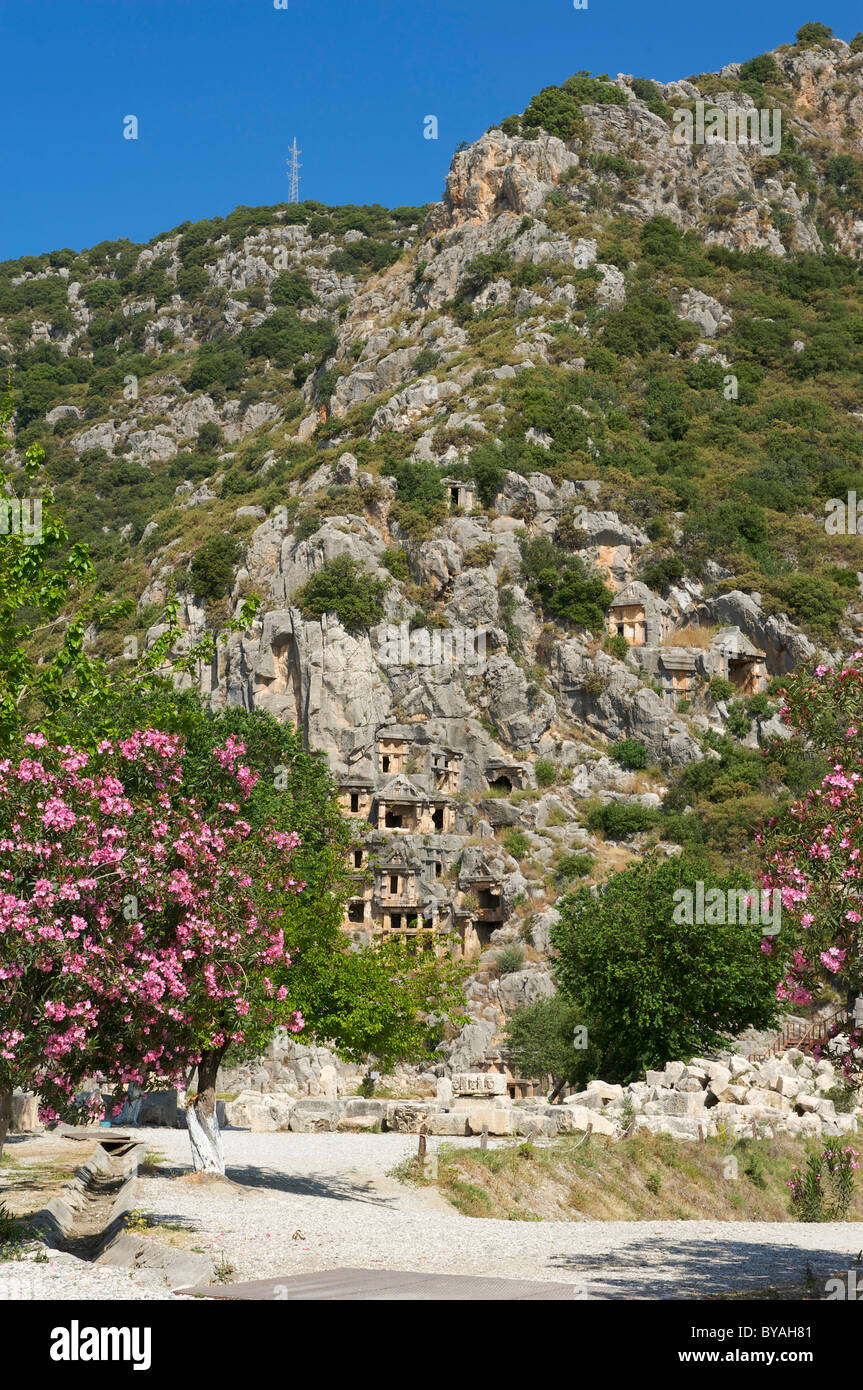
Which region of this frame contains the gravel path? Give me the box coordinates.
[0,1250,186,1301]
[122,1128,863,1300]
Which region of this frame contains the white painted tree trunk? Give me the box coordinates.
[0,1088,11,1163]
[187,1099,225,1174]
[187,1051,225,1174]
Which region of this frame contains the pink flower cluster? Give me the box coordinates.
[0,729,306,1119]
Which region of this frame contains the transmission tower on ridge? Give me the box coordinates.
[286,138,302,203]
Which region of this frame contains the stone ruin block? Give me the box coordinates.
[425,1112,470,1137]
[451,1071,507,1097]
[464,1105,513,1137]
[384,1101,433,1133]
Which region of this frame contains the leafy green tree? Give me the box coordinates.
[176,265,208,300]
[188,533,240,601]
[240,307,336,372]
[602,290,699,357]
[551,854,782,1080]
[469,443,506,508]
[504,995,600,1101]
[640,556,685,593]
[187,343,246,393]
[295,555,386,632]
[561,72,628,106]
[0,392,127,747]
[520,86,586,141]
[196,420,223,453]
[739,53,782,84]
[271,271,316,308]
[794,22,833,46]
[383,459,446,508]
[518,535,612,632]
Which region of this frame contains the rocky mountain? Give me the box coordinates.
[4,25,863,1077]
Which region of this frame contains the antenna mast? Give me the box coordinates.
[286,138,302,203]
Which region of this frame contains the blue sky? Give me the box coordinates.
[1,0,860,260]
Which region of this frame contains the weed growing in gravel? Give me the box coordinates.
[0,1201,46,1262]
[125,1209,160,1234]
[138,1150,167,1176]
[213,1253,236,1284]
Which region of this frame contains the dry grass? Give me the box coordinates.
[619,771,666,796]
[396,1132,863,1224]
[0,1136,95,1218]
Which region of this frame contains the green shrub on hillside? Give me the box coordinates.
[239,308,336,373]
[535,758,557,788]
[587,801,660,837]
[188,534,241,601]
[294,555,387,633]
[518,535,613,633]
[555,851,594,882]
[629,78,672,121]
[271,271,316,307]
[382,547,410,581]
[496,945,525,975]
[519,87,586,142]
[503,830,531,859]
[794,22,833,47]
[601,289,699,358]
[612,738,647,770]
[329,240,401,274]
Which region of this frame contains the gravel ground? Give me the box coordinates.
[121,1127,863,1300]
[5,1127,862,1300]
[0,1250,187,1301]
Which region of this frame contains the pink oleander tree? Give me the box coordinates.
[759,653,863,1085]
[0,729,305,1170]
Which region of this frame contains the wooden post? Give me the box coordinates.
[698,1123,705,1146]
[418,1125,427,1164]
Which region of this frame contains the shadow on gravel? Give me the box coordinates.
[546,1235,863,1299]
[214,1165,401,1206]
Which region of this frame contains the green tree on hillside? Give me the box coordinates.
[295,555,387,632]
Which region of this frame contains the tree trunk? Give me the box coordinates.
[116,1083,143,1126]
[547,1077,567,1105]
[187,1051,225,1175]
[0,1089,12,1163]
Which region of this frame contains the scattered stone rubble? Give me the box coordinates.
[12,1050,858,1148]
[221,1050,859,1141]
